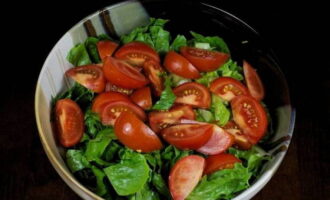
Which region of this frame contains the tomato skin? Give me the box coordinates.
[130,87,152,110]
[222,121,252,150]
[243,61,265,101]
[114,42,160,66]
[169,155,205,200]
[101,101,146,126]
[231,95,268,144]
[149,105,195,133]
[197,125,234,155]
[103,57,149,89]
[66,65,105,93]
[91,92,130,115]
[143,60,165,96]
[114,112,163,152]
[97,40,119,62]
[210,77,249,101]
[173,82,211,108]
[180,46,230,72]
[55,99,84,147]
[164,51,201,79]
[161,124,213,150]
[105,82,133,95]
[204,153,241,175]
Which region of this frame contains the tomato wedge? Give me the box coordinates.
[114,111,163,152]
[161,124,213,150]
[66,65,105,93]
[103,57,149,89]
[210,77,249,101]
[55,99,84,147]
[231,95,268,144]
[164,51,200,79]
[180,46,230,72]
[197,125,234,155]
[222,121,252,150]
[91,92,130,115]
[173,82,211,108]
[149,105,195,133]
[114,42,160,66]
[101,101,146,126]
[169,155,205,200]
[204,153,241,175]
[130,87,152,110]
[105,82,133,95]
[243,61,265,101]
[97,40,119,62]
[143,60,165,96]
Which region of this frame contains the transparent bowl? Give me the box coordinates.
[35,1,295,199]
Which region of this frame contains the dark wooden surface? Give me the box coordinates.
[1,0,329,199]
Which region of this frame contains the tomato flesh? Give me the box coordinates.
[105,82,133,95]
[101,101,146,126]
[97,40,118,62]
[114,41,160,66]
[66,65,105,93]
[103,57,149,89]
[143,60,165,96]
[149,105,195,133]
[222,121,252,150]
[161,124,213,150]
[169,155,205,200]
[210,77,249,101]
[130,87,152,110]
[114,112,162,152]
[231,95,268,144]
[197,125,234,155]
[204,153,241,175]
[164,51,200,79]
[243,61,265,101]
[55,99,84,147]
[173,82,211,108]
[91,92,130,115]
[180,46,229,72]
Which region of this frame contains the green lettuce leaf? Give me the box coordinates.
[218,59,244,81]
[169,74,190,87]
[170,35,187,51]
[84,109,106,138]
[187,163,251,200]
[66,43,92,66]
[128,183,160,200]
[152,76,176,110]
[91,166,108,196]
[196,109,214,123]
[196,71,219,87]
[66,149,90,173]
[85,37,101,63]
[211,95,230,126]
[190,31,230,54]
[104,152,150,196]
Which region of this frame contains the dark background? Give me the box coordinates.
[1,0,329,199]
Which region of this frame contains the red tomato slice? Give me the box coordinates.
[169,155,205,200]
[101,101,146,126]
[173,82,211,108]
[204,153,241,175]
[114,111,163,152]
[114,42,160,66]
[197,125,234,155]
[164,51,200,79]
[97,40,119,62]
[161,124,213,150]
[143,60,165,96]
[210,77,249,101]
[130,87,152,110]
[55,99,84,147]
[105,82,133,95]
[222,121,252,150]
[91,92,130,115]
[180,46,230,72]
[103,57,149,89]
[231,95,268,144]
[66,65,105,93]
[149,105,195,133]
[243,61,265,101]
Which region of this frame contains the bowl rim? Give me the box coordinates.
[35,1,296,199]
